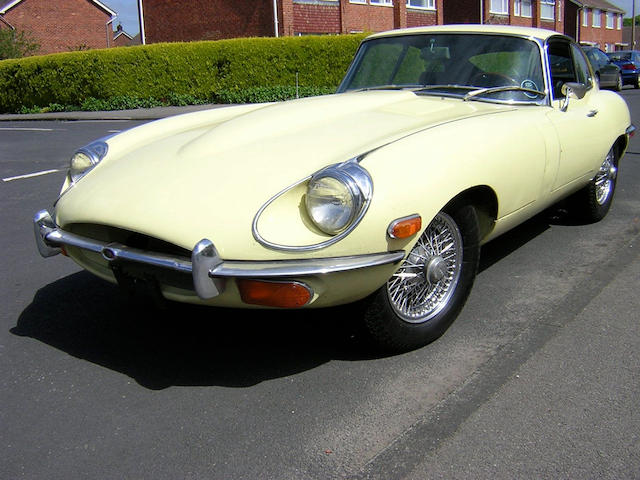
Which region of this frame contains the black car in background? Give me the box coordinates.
[581,46,622,91]
[607,50,640,89]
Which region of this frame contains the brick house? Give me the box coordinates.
[113,23,139,47]
[0,0,117,55]
[138,0,624,50]
[576,0,626,51]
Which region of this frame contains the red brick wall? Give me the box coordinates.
[406,8,437,28]
[2,0,113,55]
[142,0,276,43]
[292,3,340,35]
[340,2,395,33]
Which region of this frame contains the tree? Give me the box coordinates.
[623,15,640,27]
[0,28,39,60]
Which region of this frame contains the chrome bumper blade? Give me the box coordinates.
[33,210,405,300]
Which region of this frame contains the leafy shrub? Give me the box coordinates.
[0,34,365,113]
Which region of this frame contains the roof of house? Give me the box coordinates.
[114,30,133,41]
[0,0,116,16]
[570,0,625,14]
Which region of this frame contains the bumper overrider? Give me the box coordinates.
[34,210,405,307]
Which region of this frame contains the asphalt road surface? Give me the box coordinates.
[2,92,639,479]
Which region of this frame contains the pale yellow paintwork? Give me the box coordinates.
[53,25,632,308]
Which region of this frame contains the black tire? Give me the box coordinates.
[360,204,480,353]
[571,146,618,223]
[635,74,640,89]
[615,73,623,92]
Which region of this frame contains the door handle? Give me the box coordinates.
[587,109,599,117]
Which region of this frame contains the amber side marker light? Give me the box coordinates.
[237,279,313,308]
[388,214,422,239]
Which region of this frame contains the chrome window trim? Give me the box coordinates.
[338,31,553,107]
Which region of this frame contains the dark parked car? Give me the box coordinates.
[582,46,622,91]
[607,50,640,89]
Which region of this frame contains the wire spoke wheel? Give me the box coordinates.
[386,212,463,324]
[594,148,617,206]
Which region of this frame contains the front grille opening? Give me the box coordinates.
[67,223,192,259]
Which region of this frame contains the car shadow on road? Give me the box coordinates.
[12,272,374,390]
[12,204,584,391]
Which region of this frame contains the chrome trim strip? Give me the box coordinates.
[208,251,405,278]
[252,157,373,252]
[626,124,636,136]
[34,210,405,299]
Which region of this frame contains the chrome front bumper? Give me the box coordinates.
[34,210,405,300]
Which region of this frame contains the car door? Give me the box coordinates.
[546,41,610,192]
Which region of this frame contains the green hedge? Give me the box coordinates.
[0,34,366,113]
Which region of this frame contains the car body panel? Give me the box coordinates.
[36,24,633,312]
[582,46,621,89]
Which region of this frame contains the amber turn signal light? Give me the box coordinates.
[387,214,422,239]
[237,279,312,308]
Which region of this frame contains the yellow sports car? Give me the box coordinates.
[34,25,634,352]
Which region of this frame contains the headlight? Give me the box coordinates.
[305,160,372,235]
[67,141,109,185]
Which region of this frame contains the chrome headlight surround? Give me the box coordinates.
[67,140,109,185]
[252,158,373,252]
[305,160,372,235]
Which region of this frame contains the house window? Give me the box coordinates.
[490,0,509,14]
[514,0,531,16]
[406,0,435,8]
[592,9,601,27]
[350,0,367,4]
[582,8,588,26]
[618,14,622,29]
[370,0,393,4]
[540,0,555,20]
[606,11,614,29]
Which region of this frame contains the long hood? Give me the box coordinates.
[55,91,510,257]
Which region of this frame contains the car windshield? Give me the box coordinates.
[338,33,546,104]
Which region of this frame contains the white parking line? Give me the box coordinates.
[0,127,55,132]
[2,169,61,182]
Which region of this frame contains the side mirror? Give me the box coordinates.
[560,82,589,112]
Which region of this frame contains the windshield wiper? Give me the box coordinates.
[414,85,475,94]
[463,86,546,101]
[354,85,420,92]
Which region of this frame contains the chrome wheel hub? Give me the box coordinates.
[594,149,617,205]
[387,212,463,324]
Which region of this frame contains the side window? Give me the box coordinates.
[548,40,592,99]
[548,41,574,98]
[571,44,592,86]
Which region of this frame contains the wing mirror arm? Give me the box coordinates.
[560,82,588,112]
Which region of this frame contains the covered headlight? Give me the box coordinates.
[67,141,109,185]
[305,159,372,235]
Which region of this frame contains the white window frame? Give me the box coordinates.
[406,0,435,9]
[349,0,367,4]
[592,8,601,27]
[606,11,614,29]
[370,0,393,5]
[582,8,588,26]
[618,14,622,30]
[519,0,532,17]
[490,0,509,15]
[540,0,555,20]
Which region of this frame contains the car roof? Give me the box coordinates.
[365,24,568,42]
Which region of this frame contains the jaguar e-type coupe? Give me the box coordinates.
[35,25,633,352]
